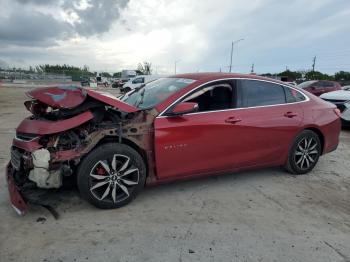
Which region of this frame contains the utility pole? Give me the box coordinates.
[251,63,255,74]
[312,56,317,72]
[174,60,180,74]
[229,38,244,73]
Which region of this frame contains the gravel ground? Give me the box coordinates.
[0,86,349,262]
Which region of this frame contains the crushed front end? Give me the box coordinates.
[6,85,154,215]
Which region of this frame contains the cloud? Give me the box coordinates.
[15,0,58,5]
[0,0,350,73]
[0,11,72,46]
[0,0,129,47]
[62,0,129,36]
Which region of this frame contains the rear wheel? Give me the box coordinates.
[284,130,321,175]
[77,143,146,209]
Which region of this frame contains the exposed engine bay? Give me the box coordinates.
[8,85,157,215]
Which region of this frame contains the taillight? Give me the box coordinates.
[334,108,341,118]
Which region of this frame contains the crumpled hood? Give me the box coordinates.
[26,85,139,113]
[26,85,87,109]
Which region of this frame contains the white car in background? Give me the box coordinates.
[121,75,167,92]
[320,85,350,126]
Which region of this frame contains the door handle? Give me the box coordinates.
[225,117,242,124]
[284,111,298,118]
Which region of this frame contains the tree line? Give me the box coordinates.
[262,70,350,82]
[2,63,350,82]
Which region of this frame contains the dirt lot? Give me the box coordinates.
[0,86,349,262]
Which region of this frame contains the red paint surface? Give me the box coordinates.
[26,85,87,109]
[6,163,27,214]
[154,103,304,179]
[172,102,198,114]
[86,89,139,113]
[17,111,93,135]
[12,137,42,152]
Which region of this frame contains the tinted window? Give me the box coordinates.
[323,81,334,88]
[240,80,286,107]
[314,81,323,88]
[283,86,306,102]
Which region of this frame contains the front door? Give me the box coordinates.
[154,82,238,179]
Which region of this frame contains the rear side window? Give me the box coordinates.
[323,81,334,88]
[284,86,306,102]
[239,80,286,107]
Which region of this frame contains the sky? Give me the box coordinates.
[0,0,350,74]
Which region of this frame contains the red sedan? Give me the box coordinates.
[298,80,342,96]
[6,73,341,214]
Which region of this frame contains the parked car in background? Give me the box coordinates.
[112,79,123,89]
[6,73,341,215]
[320,85,350,126]
[298,80,342,96]
[121,75,167,92]
[121,70,137,83]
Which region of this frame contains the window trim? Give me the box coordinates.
[157,77,310,118]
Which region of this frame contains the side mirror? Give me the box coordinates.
[170,102,199,116]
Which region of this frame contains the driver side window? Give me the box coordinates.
[183,81,235,112]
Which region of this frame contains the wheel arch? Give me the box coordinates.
[95,136,149,175]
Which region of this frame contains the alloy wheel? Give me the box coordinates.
[294,137,319,170]
[89,154,139,203]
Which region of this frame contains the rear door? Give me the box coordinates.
[225,80,305,168]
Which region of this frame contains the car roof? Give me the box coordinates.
[169,72,286,85]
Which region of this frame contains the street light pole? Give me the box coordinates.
[229,38,244,73]
[174,60,181,74]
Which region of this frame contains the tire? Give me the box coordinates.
[284,130,321,175]
[123,86,131,93]
[77,143,146,209]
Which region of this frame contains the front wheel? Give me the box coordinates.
[284,130,321,175]
[77,143,146,209]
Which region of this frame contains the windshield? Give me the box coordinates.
[298,81,317,89]
[121,77,196,109]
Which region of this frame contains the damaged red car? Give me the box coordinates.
[6,73,341,215]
